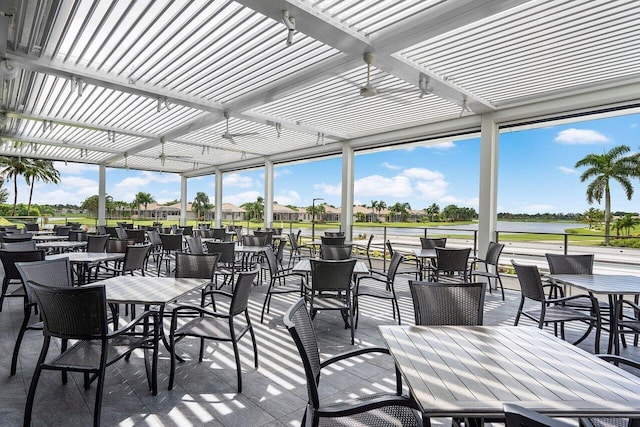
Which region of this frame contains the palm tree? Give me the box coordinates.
[575,145,640,244]
[192,192,213,220]
[375,200,387,220]
[388,202,411,222]
[424,203,440,222]
[0,156,30,216]
[241,196,264,221]
[133,192,155,218]
[370,200,378,222]
[24,160,60,215]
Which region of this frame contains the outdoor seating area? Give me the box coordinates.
[1,230,640,426]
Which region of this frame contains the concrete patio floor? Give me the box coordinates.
[0,262,635,426]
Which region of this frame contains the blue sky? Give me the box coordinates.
[9,112,640,214]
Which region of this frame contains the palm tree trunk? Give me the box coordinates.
[27,182,34,215]
[604,186,611,245]
[12,178,17,216]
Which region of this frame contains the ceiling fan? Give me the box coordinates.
[158,137,191,166]
[355,53,425,101]
[221,112,259,144]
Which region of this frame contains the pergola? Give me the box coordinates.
[1,0,639,254]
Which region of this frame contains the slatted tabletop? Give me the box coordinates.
[37,241,87,250]
[379,325,640,418]
[46,252,124,263]
[292,259,369,275]
[99,276,207,305]
[412,248,437,259]
[549,274,640,295]
[32,235,69,242]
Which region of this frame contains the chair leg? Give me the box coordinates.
[0,278,9,312]
[11,304,32,375]
[249,323,259,369]
[514,297,525,326]
[24,336,50,426]
[93,366,107,427]
[232,339,243,393]
[497,274,505,301]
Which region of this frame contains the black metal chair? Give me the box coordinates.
[307,258,357,344]
[260,246,305,323]
[158,233,183,276]
[504,404,572,427]
[324,231,345,237]
[185,235,204,254]
[205,241,237,290]
[169,270,258,393]
[283,298,422,427]
[287,231,311,267]
[420,237,447,249]
[512,261,601,352]
[11,258,74,376]
[1,233,34,244]
[386,240,421,280]
[470,242,505,300]
[320,243,352,260]
[320,236,345,246]
[432,247,471,282]
[24,222,39,232]
[125,229,146,244]
[24,282,159,427]
[242,235,266,246]
[174,252,219,308]
[354,251,404,327]
[0,249,46,312]
[1,240,37,251]
[409,281,486,326]
[54,225,72,237]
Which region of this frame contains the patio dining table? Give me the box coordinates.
[32,234,69,242]
[379,325,640,420]
[412,248,437,280]
[47,252,125,285]
[548,274,640,353]
[36,240,87,253]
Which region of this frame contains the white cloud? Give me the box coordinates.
[355,175,413,198]
[521,203,554,214]
[415,179,448,199]
[314,182,342,196]
[223,173,255,188]
[554,128,610,144]
[402,168,444,181]
[631,123,638,128]
[274,168,293,178]
[381,162,401,170]
[424,140,455,150]
[54,162,98,175]
[438,195,479,207]
[223,191,261,206]
[557,166,577,174]
[274,190,301,206]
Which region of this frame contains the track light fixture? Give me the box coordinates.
[282,10,295,46]
[275,122,282,138]
[41,120,52,133]
[459,96,471,117]
[0,59,19,80]
[157,97,171,112]
[418,75,433,98]
[316,132,325,146]
[70,77,85,96]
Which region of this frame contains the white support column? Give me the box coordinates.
[180,175,187,226]
[98,164,106,226]
[478,112,499,258]
[341,142,355,239]
[264,158,274,229]
[215,168,223,228]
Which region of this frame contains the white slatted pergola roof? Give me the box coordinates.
[0,0,639,177]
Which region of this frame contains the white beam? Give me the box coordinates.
[264,158,274,229]
[341,142,354,240]
[180,176,187,227]
[215,168,222,228]
[478,113,499,258]
[98,164,106,226]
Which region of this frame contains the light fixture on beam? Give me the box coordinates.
[70,77,86,96]
[316,132,325,146]
[0,59,19,80]
[282,10,295,46]
[275,122,282,138]
[157,97,172,112]
[459,95,471,117]
[418,75,433,98]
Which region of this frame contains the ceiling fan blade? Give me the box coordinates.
[229,132,259,137]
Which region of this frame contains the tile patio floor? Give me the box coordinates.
[0,261,634,426]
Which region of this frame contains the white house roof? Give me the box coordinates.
[0,0,638,176]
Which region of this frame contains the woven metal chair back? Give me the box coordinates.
[17,258,74,302]
[310,259,356,292]
[283,298,322,409]
[86,234,109,253]
[253,231,273,245]
[122,244,150,272]
[24,222,39,232]
[174,228,184,235]
[205,241,235,264]
[484,242,505,266]
[230,270,258,316]
[288,232,301,251]
[96,225,106,234]
[1,234,34,243]
[0,249,46,281]
[320,236,345,246]
[274,238,286,263]
[108,238,134,253]
[54,226,72,237]
[104,226,119,238]
[28,282,108,339]
[420,237,447,249]
[243,235,266,246]
[512,261,546,302]
[324,232,345,237]
[410,281,485,325]
[362,233,375,269]
[160,233,183,252]
[175,253,218,280]
[67,222,82,230]
[177,226,192,236]
[1,241,37,251]
[386,251,405,280]
[263,246,279,276]
[125,229,146,244]
[546,253,593,275]
[115,227,129,239]
[68,230,87,242]
[320,244,353,260]
[186,236,204,254]
[435,247,471,273]
[212,227,227,241]
[146,229,162,246]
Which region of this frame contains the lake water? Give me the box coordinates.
[352,221,586,237]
